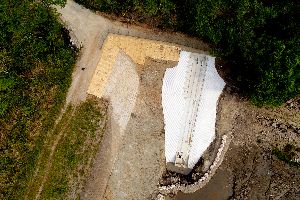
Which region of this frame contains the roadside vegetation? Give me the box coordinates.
[75,0,299,106]
[272,144,300,168]
[27,98,107,200]
[0,0,77,199]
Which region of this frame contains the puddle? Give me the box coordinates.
[167,167,233,200]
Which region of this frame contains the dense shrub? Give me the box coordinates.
[0,0,77,199]
[179,0,300,106]
[75,0,176,27]
[75,0,299,106]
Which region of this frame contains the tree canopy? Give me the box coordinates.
[0,1,77,199]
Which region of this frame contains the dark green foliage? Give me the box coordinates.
[0,0,77,199]
[75,0,176,27]
[75,0,300,106]
[183,0,300,106]
[74,0,120,12]
[75,0,175,15]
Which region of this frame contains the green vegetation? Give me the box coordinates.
[34,98,107,200]
[272,144,300,167]
[1,0,299,198]
[75,0,300,106]
[0,0,78,199]
[75,0,176,27]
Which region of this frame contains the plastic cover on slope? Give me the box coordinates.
[162,51,225,170]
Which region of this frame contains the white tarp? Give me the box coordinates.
[162,51,225,170]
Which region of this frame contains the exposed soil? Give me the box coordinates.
[101,59,177,200]
[81,57,178,200]
[54,1,300,200]
[169,91,300,200]
[80,51,140,200]
[56,2,210,199]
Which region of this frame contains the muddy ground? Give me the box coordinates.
[170,90,300,200]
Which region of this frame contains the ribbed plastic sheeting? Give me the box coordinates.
[162,51,225,170]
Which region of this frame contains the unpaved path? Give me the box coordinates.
[80,57,178,200]
[51,1,209,200]
[102,59,177,200]
[28,1,208,199]
[57,0,209,105]
[38,1,300,200]
[33,110,75,200]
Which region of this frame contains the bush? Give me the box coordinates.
[0,0,77,199]
[272,144,300,167]
[185,0,300,106]
[75,0,176,27]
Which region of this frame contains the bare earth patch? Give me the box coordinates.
[170,92,300,200]
[82,58,177,200]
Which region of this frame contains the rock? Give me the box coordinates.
[157,194,165,200]
[202,160,211,172]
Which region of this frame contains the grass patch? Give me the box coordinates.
[34,98,108,200]
[272,144,300,168]
[0,2,78,199]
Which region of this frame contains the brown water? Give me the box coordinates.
[167,167,233,200]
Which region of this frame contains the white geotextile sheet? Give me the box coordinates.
[162,51,225,169]
[163,51,190,165]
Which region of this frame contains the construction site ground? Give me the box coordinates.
[170,91,300,200]
[53,1,300,200]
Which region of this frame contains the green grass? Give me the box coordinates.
[0,2,78,199]
[272,144,300,168]
[1,2,106,199]
[0,75,75,200]
[36,98,107,200]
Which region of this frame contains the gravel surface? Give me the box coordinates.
[57,2,208,199]
[102,59,177,200]
[170,91,300,200]
[56,1,300,200]
[103,51,139,133]
[81,52,139,200]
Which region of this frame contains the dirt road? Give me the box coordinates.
[56,0,208,105]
